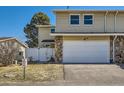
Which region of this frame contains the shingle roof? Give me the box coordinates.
[0,37,13,40]
[0,37,28,48]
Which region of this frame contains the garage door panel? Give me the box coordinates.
[63,40,110,63]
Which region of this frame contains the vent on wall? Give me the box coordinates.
[82,37,88,40]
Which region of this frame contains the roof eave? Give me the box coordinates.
[53,10,124,14]
[0,38,28,48]
[35,25,55,28]
[50,33,124,36]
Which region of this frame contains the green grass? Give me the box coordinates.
[0,64,63,82]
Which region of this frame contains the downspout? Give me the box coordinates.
[113,35,117,63]
[104,11,108,32]
[113,11,118,63]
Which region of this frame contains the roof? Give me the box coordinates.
[0,37,28,48]
[0,37,13,40]
[53,10,124,13]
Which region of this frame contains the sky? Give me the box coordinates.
[1,6,124,42]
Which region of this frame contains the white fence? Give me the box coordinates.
[26,48,54,62]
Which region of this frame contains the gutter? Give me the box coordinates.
[50,33,124,36]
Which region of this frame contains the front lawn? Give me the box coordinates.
[0,64,63,82]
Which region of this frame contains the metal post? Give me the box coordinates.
[113,35,117,63]
[23,66,26,80]
[22,58,27,80]
[112,11,118,63]
[38,47,40,63]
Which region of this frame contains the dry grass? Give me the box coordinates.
[0,64,63,82]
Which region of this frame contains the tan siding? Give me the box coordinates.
[56,12,105,32]
[116,13,124,32]
[106,13,115,32]
[55,12,124,33]
[20,46,26,58]
[38,27,54,47]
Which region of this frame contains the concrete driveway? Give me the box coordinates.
[63,64,124,85]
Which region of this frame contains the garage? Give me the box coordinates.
[63,40,110,63]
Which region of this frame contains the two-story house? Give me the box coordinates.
[37,10,124,64]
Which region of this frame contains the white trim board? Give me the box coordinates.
[51,33,124,36]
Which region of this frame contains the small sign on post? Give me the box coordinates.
[22,58,28,80]
[22,58,27,67]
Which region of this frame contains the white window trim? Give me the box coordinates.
[69,14,80,26]
[83,14,94,26]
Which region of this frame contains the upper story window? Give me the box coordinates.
[51,26,55,33]
[84,15,93,25]
[70,14,80,25]
[51,28,55,33]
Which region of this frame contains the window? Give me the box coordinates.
[84,15,93,25]
[19,51,23,56]
[51,28,55,33]
[70,15,79,25]
[51,26,55,33]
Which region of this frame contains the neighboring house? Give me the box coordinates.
[36,25,55,48]
[37,10,124,64]
[0,37,28,61]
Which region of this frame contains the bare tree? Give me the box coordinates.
[0,41,19,66]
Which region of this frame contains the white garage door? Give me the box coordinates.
[63,40,110,63]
